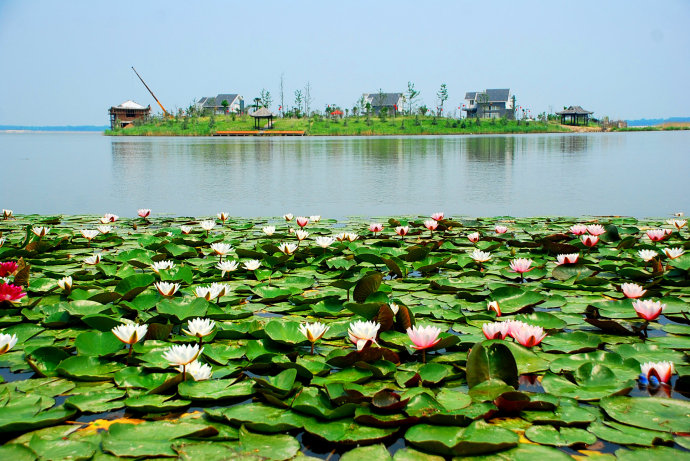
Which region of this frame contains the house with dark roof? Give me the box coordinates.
[196,94,244,114]
[362,92,403,115]
[462,88,515,119]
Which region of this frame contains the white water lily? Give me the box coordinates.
[348,320,381,351]
[2,209,13,219]
[556,253,579,265]
[346,233,358,242]
[103,213,119,222]
[210,242,233,256]
[666,219,687,230]
[194,285,216,301]
[57,276,73,293]
[243,259,261,271]
[151,260,175,273]
[389,303,400,315]
[0,333,18,354]
[217,260,239,276]
[638,249,658,262]
[80,229,99,241]
[200,220,216,232]
[178,360,212,381]
[663,247,685,259]
[315,236,335,248]
[180,225,192,234]
[183,318,216,338]
[31,226,50,237]
[262,226,276,236]
[279,242,298,255]
[309,215,321,223]
[163,344,203,367]
[487,300,501,316]
[210,282,227,298]
[283,213,294,221]
[155,281,180,297]
[217,212,229,222]
[84,254,101,265]
[97,225,112,234]
[470,249,491,263]
[295,230,309,241]
[0,237,5,247]
[112,323,148,345]
[299,321,330,353]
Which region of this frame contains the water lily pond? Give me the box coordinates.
[0,212,688,460]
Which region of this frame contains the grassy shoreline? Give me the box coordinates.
[105,115,572,137]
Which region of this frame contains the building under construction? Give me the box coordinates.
[108,100,151,129]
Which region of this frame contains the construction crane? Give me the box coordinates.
[131,66,170,117]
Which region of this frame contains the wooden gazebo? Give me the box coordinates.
[556,106,593,125]
[250,107,275,129]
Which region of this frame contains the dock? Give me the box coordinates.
[214,130,305,137]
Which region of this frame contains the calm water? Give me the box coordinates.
[1,131,688,218]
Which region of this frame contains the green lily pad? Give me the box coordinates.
[524,425,596,447]
[541,363,633,401]
[405,421,518,456]
[600,396,690,433]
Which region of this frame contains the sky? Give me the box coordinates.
[0,0,688,125]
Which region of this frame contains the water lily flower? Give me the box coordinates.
[509,258,533,274]
[217,212,229,223]
[151,260,175,273]
[154,281,180,297]
[210,242,233,260]
[57,276,73,293]
[178,360,212,381]
[640,361,674,386]
[262,226,276,236]
[646,229,667,242]
[621,282,646,299]
[570,224,587,235]
[0,237,5,247]
[662,247,685,259]
[299,321,330,354]
[586,224,606,236]
[511,324,547,347]
[633,299,665,321]
[346,232,359,242]
[210,282,228,299]
[0,333,18,354]
[482,322,510,340]
[295,230,309,241]
[217,260,239,276]
[348,320,380,351]
[138,209,151,218]
[487,300,501,316]
[309,215,321,222]
[424,219,438,236]
[0,283,26,302]
[200,220,216,233]
[31,226,50,237]
[0,262,18,278]
[163,344,203,378]
[112,323,148,345]
[296,216,309,228]
[243,260,261,271]
[389,303,400,315]
[315,236,335,249]
[183,317,216,342]
[84,254,101,265]
[2,209,13,220]
[431,212,444,221]
[666,219,687,230]
[368,223,383,234]
[407,325,442,362]
[395,226,409,237]
[638,249,658,261]
[556,253,579,265]
[335,233,348,242]
[470,249,491,263]
[97,225,112,234]
[194,285,217,301]
[80,229,99,242]
[467,232,480,243]
[279,242,298,255]
[180,225,192,234]
[503,319,528,338]
[581,234,599,247]
[103,213,119,222]
[283,213,294,221]
[495,225,508,234]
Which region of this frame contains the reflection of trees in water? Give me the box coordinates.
[464,136,517,162]
[556,135,588,153]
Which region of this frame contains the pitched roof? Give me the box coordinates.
[556,105,593,115]
[250,107,275,117]
[364,92,402,106]
[215,94,238,106]
[113,100,147,110]
[465,92,477,100]
[485,89,510,102]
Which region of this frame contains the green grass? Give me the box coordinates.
[105,115,570,136]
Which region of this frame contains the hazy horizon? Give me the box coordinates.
[1,1,688,126]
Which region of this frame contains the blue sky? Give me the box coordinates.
[0,0,688,125]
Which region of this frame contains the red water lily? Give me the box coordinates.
[0,283,26,302]
[0,261,18,278]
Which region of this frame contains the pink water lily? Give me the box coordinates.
[467,232,480,243]
[633,299,665,321]
[431,212,444,221]
[0,261,18,278]
[482,322,510,340]
[570,224,587,235]
[586,224,606,236]
[407,325,442,362]
[296,216,309,228]
[495,225,508,234]
[0,283,26,303]
[621,282,646,299]
[368,223,383,234]
[556,253,579,265]
[504,320,529,338]
[395,226,409,237]
[487,300,501,316]
[640,361,674,385]
[424,219,438,236]
[509,258,533,274]
[138,209,151,218]
[646,229,667,242]
[581,234,599,247]
[511,324,547,348]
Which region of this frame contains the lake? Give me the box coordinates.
[1,131,687,218]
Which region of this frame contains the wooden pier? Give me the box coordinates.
[214,130,305,137]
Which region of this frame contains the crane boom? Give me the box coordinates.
[131,67,169,117]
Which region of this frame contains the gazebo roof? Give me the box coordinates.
[556,106,593,115]
[250,107,275,118]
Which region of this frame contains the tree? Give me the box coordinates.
[437,83,448,117]
[406,81,420,115]
[294,90,303,118]
[279,73,285,117]
[221,99,229,113]
[252,97,261,111]
[304,81,313,116]
[260,89,272,110]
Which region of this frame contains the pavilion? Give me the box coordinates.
[250,107,275,129]
[556,106,593,125]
